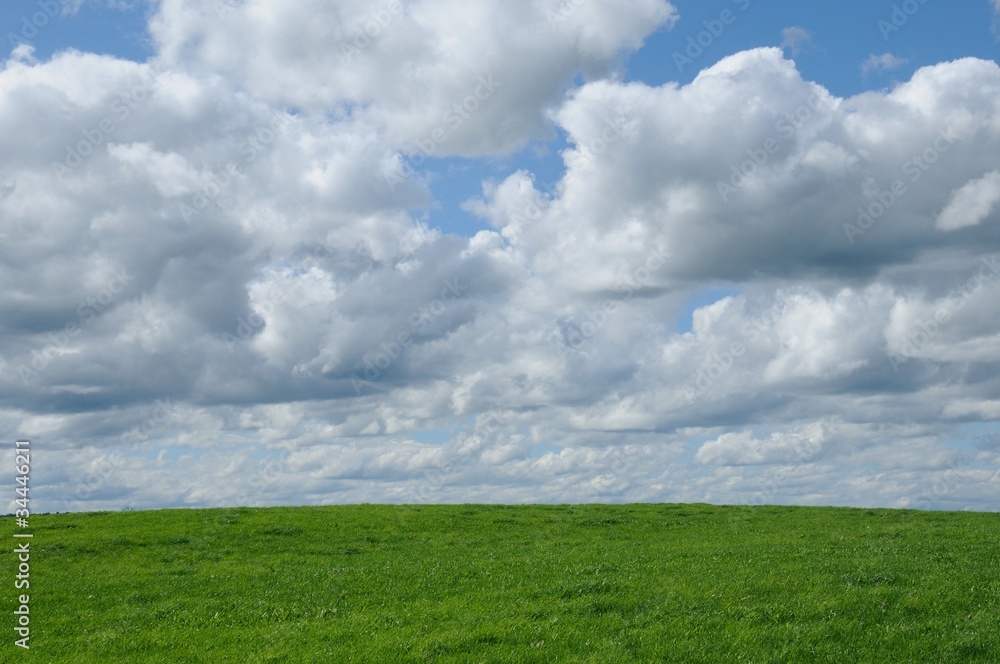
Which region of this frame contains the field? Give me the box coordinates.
[4,504,999,662]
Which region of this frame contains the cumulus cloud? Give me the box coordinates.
[2,4,999,514]
[936,170,1000,230]
[149,0,678,155]
[695,424,829,466]
[474,49,1000,290]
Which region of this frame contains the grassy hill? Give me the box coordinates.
[4,503,998,662]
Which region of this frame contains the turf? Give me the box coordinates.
[3,503,998,662]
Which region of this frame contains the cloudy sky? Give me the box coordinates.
[2,0,999,513]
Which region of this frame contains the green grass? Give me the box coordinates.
[4,504,998,662]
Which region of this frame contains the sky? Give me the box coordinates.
[2,0,999,513]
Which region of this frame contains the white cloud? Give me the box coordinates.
[861,53,908,77]
[474,50,1000,291]
[9,43,37,64]
[695,424,830,466]
[780,26,812,55]
[149,0,678,155]
[2,7,1000,513]
[107,142,200,197]
[936,170,1000,230]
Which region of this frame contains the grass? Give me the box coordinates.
[3,503,998,662]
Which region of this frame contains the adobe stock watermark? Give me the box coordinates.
[844,129,956,243]
[878,0,933,41]
[402,408,507,503]
[223,287,287,351]
[339,0,403,62]
[548,247,668,358]
[508,187,555,228]
[585,446,636,498]
[683,291,793,403]
[5,0,74,51]
[672,0,752,74]
[178,110,293,221]
[235,448,294,506]
[12,438,32,649]
[71,399,176,503]
[296,236,371,273]
[911,432,1000,510]
[546,0,588,28]
[178,163,240,221]
[716,90,823,202]
[913,455,973,510]
[17,268,134,383]
[384,73,502,191]
[504,114,629,227]
[749,432,823,506]
[351,277,468,394]
[214,0,244,20]
[224,236,368,350]
[562,115,630,182]
[52,65,164,179]
[888,255,1000,372]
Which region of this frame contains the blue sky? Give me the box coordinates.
[2,0,1000,512]
[3,1,153,61]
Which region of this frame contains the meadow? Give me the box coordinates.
[4,503,998,662]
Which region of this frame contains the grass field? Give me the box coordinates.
[4,503,999,662]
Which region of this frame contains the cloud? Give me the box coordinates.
[780,26,813,56]
[475,49,1000,289]
[695,424,829,466]
[9,43,37,64]
[65,0,142,12]
[861,53,908,77]
[936,171,1000,231]
[2,7,1000,513]
[149,0,678,155]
